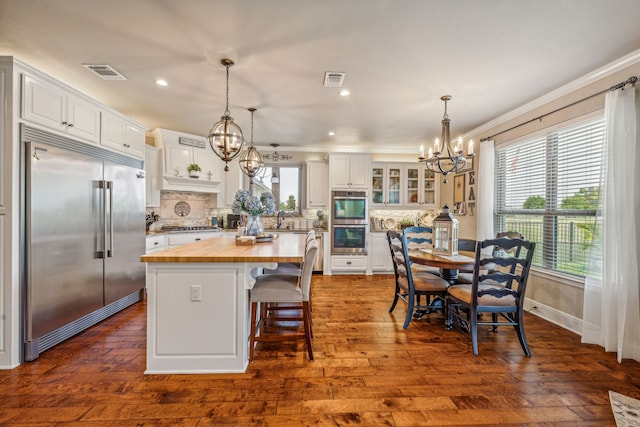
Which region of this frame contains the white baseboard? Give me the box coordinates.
[524,298,583,336]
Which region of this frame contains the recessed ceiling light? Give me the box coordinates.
[328,131,335,136]
[156,79,168,86]
[339,90,350,97]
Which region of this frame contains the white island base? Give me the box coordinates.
[141,234,305,374]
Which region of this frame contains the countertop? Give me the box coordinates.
[140,233,306,263]
[146,227,327,236]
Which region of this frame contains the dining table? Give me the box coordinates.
[408,249,476,284]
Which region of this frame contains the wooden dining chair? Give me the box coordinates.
[455,238,477,284]
[455,232,523,284]
[445,236,535,356]
[387,230,450,329]
[248,240,319,362]
[402,226,440,276]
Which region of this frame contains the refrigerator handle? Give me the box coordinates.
[97,180,107,259]
[107,180,114,258]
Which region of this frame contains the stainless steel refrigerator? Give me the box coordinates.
[22,125,145,361]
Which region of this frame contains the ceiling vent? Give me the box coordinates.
[83,64,127,80]
[323,71,345,88]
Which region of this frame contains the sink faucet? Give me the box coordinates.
[277,210,285,229]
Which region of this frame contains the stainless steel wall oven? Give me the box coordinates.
[331,190,368,224]
[331,190,368,254]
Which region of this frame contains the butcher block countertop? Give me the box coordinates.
[140,233,306,263]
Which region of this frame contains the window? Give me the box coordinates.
[494,116,604,277]
[253,165,301,214]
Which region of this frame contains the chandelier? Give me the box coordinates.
[418,95,474,183]
[238,107,265,182]
[208,59,244,172]
[264,144,292,184]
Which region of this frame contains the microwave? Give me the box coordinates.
[331,190,368,225]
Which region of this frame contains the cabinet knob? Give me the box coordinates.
[154,242,159,246]
[61,121,67,125]
[195,238,201,241]
[67,123,73,127]
[346,261,352,265]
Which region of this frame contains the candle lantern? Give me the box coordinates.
[432,205,459,256]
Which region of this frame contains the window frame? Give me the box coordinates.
[253,164,303,214]
[494,113,604,278]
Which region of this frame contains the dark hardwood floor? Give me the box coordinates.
[1,274,639,426]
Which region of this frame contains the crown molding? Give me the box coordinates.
[465,48,640,140]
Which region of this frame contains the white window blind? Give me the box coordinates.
[495,116,604,276]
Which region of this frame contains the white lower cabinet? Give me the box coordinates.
[166,232,224,248]
[369,232,393,273]
[330,255,368,273]
[145,235,167,253]
[146,231,228,253]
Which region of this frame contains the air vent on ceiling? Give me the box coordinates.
[82,64,127,80]
[323,71,345,88]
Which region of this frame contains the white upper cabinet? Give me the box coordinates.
[223,159,243,207]
[22,72,146,159]
[329,154,370,189]
[369,163,439,209]
[150,128,223,193]
[22,74,101,144]
[405,165,438,208]
[145,145,162,207]
[306,160,328,208]
[101,110,145,158]
[371,163,402,207]
[163,137,220,181]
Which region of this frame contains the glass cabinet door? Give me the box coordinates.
[406,167,420,206]
[422,169,436,205]
[371,163,438,207]
[371,167,384,205]
[386,166,401,205]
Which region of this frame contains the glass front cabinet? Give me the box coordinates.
[371,164,402,207]
[405,165,438,208]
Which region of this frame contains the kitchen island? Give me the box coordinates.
[140,233,306,374]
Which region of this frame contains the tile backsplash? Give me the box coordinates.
[146,192,441,232]
[369,209,439,231]
[146,191,217,230]
[146,191,328,231]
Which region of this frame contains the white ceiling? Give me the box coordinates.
[2,0,640,153]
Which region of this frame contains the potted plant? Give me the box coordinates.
[187,163,201,178]
[399,218,413,230]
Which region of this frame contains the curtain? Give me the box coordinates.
[581,87,640,363]
[476,139,495,242]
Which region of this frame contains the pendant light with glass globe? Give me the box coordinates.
[238,107,265,190]
[208,58,244,172]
